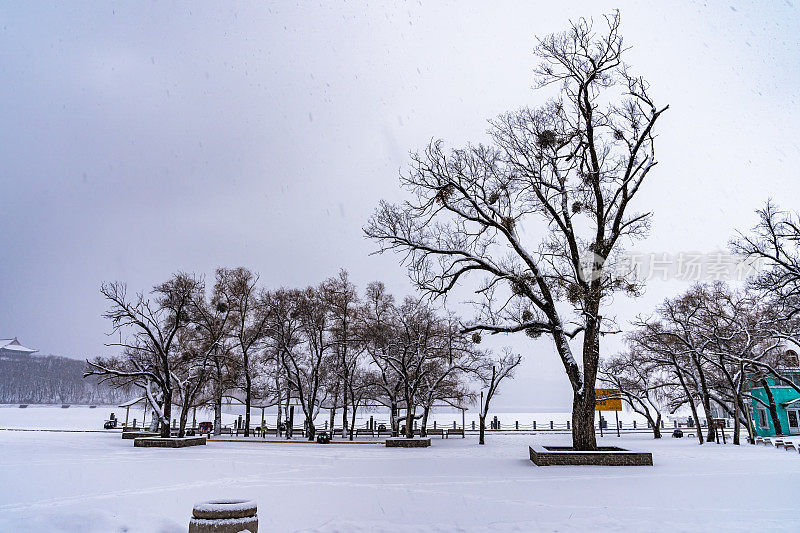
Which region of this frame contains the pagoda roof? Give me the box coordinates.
[0,338,37,354]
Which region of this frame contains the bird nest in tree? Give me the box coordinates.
[510,275,532,296]
[434,184,454,205]
[501,217,516,232]
[525,328,542,339]
[537,129,557,148]
[565,283,584,304]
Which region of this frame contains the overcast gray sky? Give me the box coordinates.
[2,1,799,409]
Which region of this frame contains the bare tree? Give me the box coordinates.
[477,351,522,445]
[321,270,366,439]
[600,349,665,438]
[361,282,405,436]
[734,201,800,306]
[215,267,270,437]
[417,314,484,436]
[171,327,217,437]
[366,12,667,450]
[631,286,726,443]
[85,274,202,437]
[268,287,332,440]
[186,282,235,436]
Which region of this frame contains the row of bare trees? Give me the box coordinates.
[601,202,800,445]
[85,268,519,441]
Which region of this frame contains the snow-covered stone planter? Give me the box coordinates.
[385,437,431,448]
[122,431,159,440]
[133,436,206,448]
[529,445,652,466]
[189,499,258,533]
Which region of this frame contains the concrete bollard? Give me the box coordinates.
[189,499,258,533]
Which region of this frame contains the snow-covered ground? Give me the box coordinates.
[0,427,798,532]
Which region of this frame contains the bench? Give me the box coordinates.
[755,436,764,445]
[355,428,375,438]
[764,438,773,446]
[220,427,232,435]
[775,440,785,450]
[426,428,445,438]
[446,428,464,439]
[784,443,797,452]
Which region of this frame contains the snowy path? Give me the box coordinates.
[0,431,798,532]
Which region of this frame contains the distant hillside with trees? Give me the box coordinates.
[0,354,127,404]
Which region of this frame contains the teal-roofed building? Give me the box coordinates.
[749,344,800,437]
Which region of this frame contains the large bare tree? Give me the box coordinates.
[365,12,667,449]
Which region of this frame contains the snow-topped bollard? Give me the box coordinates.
[189,500,258,533]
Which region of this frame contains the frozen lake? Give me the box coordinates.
[0,424,798,532]
[0,404,653,433]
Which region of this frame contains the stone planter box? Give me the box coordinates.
[122,431,159,440]
[134,436,206,448]
[189,499,258,533]
[386,437,431,448]
[529,445,652,466]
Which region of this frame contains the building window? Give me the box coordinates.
[782,350,799,367]
[758,407,769,429]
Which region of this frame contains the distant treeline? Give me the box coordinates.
[0,354,128,404]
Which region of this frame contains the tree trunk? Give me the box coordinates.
[328,405,336,437]
[572,308,600,451]
[329,383,338,437]
[703,398,716,443]
[420,405,430,437]
[178,404,189,438]
[478,414,486,445]
[342,386,349,440]
[276,402,283,438]
[349,401,358,441]
[214,395,222,436]
[244,372,252,437]
[148,406,159,432]
[692,354,716,443]
[405,407,415,438]
[651,413,662,439]
[307,417,316,441]
[161,395,172,438]
[390,403,399,437]
[762,379,783,436]
[675,367,703,444]
[571,388,597,450]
